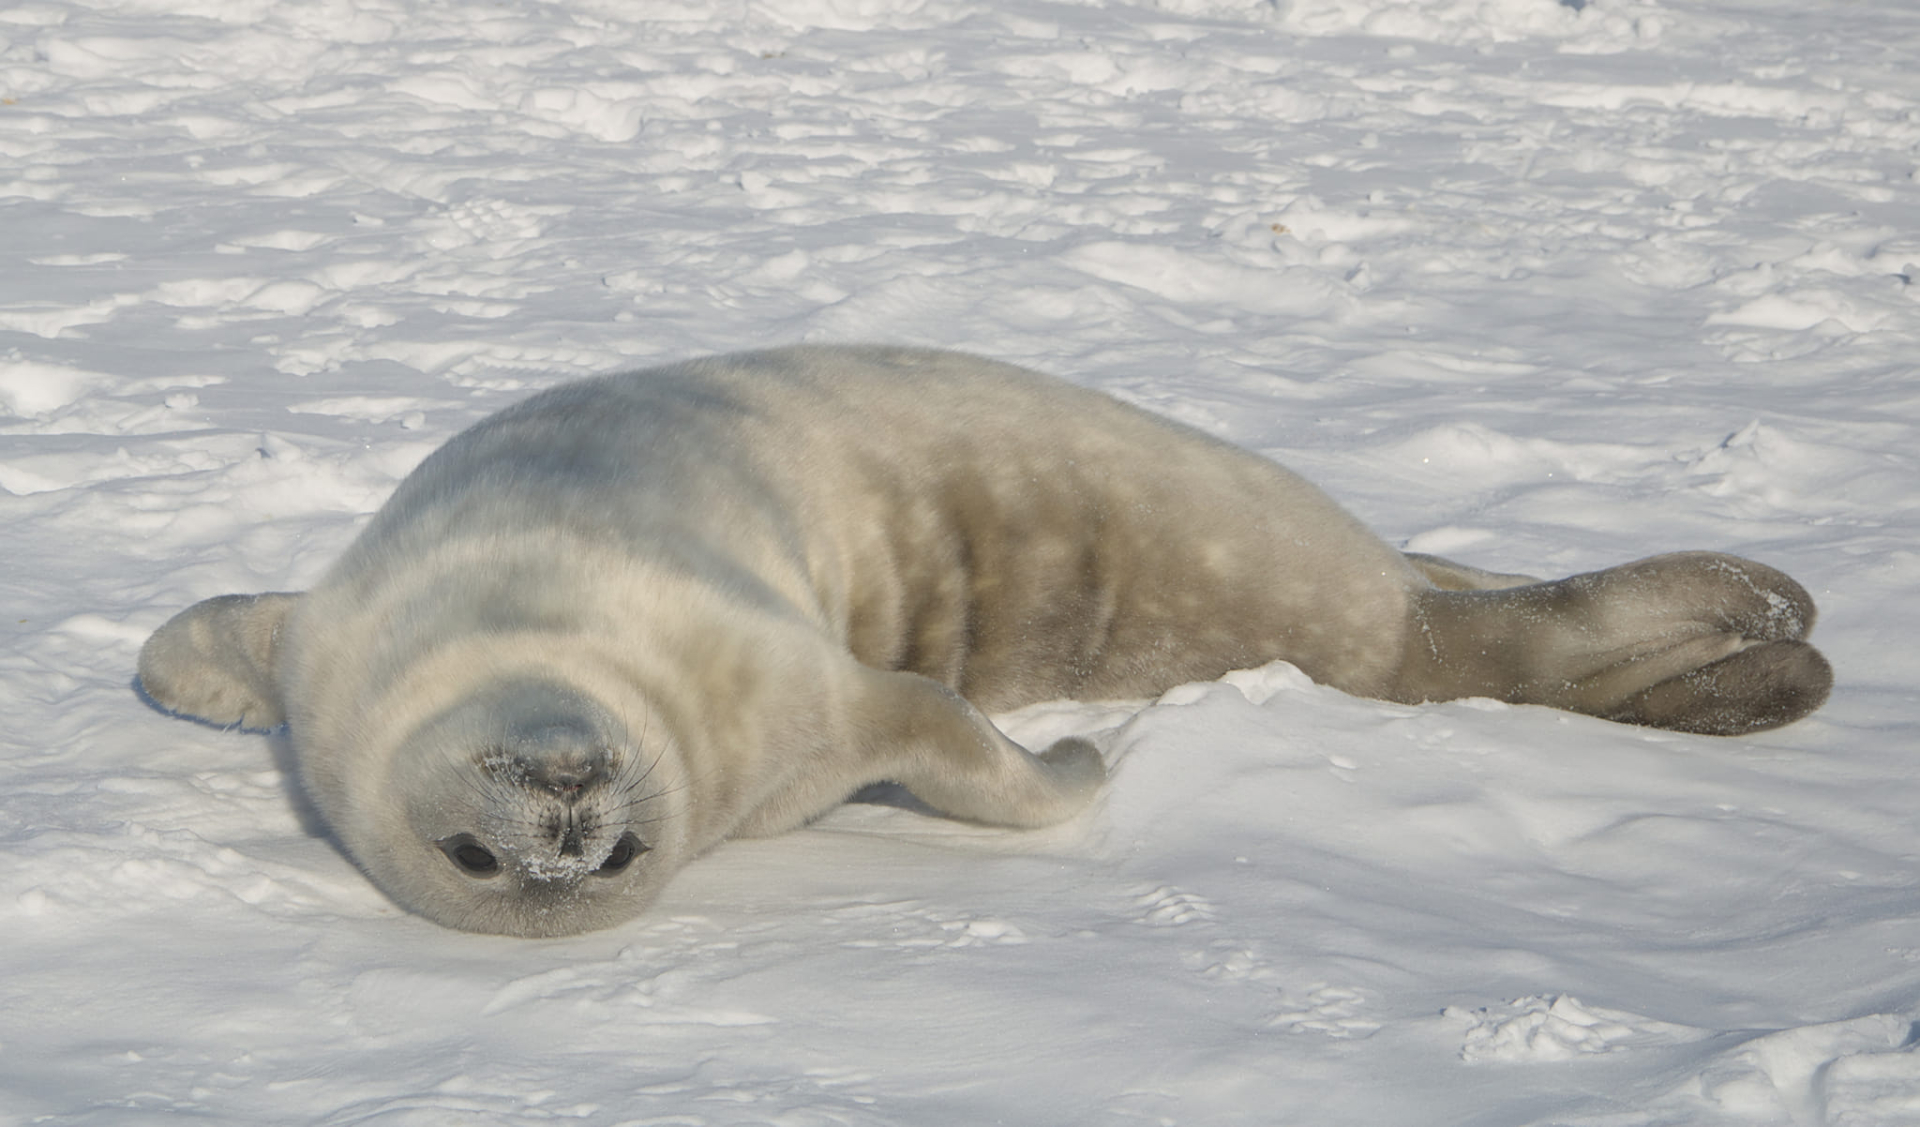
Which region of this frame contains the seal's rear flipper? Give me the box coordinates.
[137,592,302,730]
[1605,639,1832,735]
[1402,553,1831,735]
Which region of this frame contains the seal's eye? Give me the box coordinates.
[593,832,649,876]
[439,833,501,877]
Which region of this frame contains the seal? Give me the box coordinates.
[137,345,1832,935]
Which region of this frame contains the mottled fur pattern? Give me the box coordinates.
[139,346,1831,935]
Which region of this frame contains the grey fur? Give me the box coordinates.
[138,346,1832,935]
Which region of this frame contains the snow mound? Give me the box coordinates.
[1449,994,1710,1062]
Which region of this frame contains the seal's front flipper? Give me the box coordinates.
[137,592,302,730]
[859,669,1104,828]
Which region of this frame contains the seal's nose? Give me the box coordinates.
[523,753,608,798]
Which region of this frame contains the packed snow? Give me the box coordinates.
[4,0,1919,1122]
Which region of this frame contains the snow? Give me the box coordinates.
[3,0,1919,1122]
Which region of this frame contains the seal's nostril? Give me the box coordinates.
[521,756,609,795]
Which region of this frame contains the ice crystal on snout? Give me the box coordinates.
[519,849,604,882]
[479,750,529,783]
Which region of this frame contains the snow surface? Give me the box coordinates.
[4,0,1920,1122]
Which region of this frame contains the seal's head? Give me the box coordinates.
[363,679,684,936]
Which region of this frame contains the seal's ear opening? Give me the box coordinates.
[136,592,303,730]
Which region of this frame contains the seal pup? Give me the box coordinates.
[138,345,1832,936]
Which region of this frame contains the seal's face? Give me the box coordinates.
[444,743,648,874]
[435,743,654,878]
[373,679,684,936]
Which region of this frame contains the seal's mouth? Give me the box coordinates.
[517,829,650,882]
[433,824,648,884]
[543,798,595,859]
[473,746,623,871]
